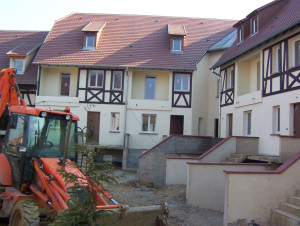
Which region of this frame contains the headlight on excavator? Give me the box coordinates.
[66,115,71,120]
[40,112,47,118]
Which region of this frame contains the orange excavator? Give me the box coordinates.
[0,68,168,225]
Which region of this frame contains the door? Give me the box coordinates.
[87,112,100,144]
[60,73,70,96]
[170,115,184,135]
[294,103,300,137]
[214,118,219,138]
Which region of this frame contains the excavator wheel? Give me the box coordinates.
[9,200,40,226]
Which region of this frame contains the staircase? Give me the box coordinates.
[271,189,300,226]
[222,154,248,163]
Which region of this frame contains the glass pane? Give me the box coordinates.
[174,75,181,91]
[145,77,156,99]
[86,36,95,47]
[142,115,148,132]
[150,115,156,132]
[182,75,189,91]
[173,39,181,51]
[113,72,122,90]
[295,40,300,66]
[247,112,251,135]
[89,72,96,87]
[111,113,120,131]
[6,115,25,156]
[97,72,104,87]
[14,60,24,74]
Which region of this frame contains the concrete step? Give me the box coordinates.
[271,209,300,226]
[280,202,300,217]
[247,155,281,163]
[288,196,300,206]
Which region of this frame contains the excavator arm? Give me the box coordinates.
[0,68,23,118]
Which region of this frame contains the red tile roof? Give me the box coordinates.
[34,13,236,70]
[0,30,48,85]
[213,0,300,68]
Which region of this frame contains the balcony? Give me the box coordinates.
[127,99,171,110]
[235,90,262,107]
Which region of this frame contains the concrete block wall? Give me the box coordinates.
[138,135,223,187]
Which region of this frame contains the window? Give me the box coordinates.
[295,39,300,66]
[13,59,24,74]
[142,114,156,133]
[273,106,280,134]
[112,71,123,90]
[228,69,235,89]
[111,113,120,131]
[257,61,261,91]
[252,18,258,34]
[174,74,190,91]
[60,73,70,96]
[238,28,243,43]
[88,70,104,88]
[172,39,182,51]
[245,111,252,136]
[85,36,95,48]
[272,46,281,73]
[145,77,156,99]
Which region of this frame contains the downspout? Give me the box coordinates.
[211,68,222,138]
[122,67,129,169]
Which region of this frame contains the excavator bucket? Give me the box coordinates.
[98,203,169,226]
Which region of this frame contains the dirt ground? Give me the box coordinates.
[104,169,224,226]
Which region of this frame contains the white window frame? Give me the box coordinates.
[111,112,120,132]
[112,71,123,90]
[174,74,190,92]
[13,59,24,74]
[252,17,258,34]
[85,35,95,48]
[245,111,252,136]
[88,70,104,88]
[142,114,156,133]
[145,76,156,100]
[172,39,182,51]
[273,106,280,134]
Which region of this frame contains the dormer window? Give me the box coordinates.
[252,17,258,34]
[82,21,106,50]
[13,59,24,74]
[85,35,96,48]
[168,24,186,53]
[173,39,182,51]
[238,28,243,43]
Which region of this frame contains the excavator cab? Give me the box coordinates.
[3,111,77,189]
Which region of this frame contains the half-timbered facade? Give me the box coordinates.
[34,13,235,168]
[213,0,300,156]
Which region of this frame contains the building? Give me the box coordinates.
[33,13,235,168]
[213,0,300,157]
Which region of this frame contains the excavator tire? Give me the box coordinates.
[9,200,40,226]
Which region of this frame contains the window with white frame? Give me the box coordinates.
[252,17,258,34]
[245,111,252,136]
[174,73,190,91]
[112,71,123,90]
[226,68,234,89]
[88,70,104,88]
[85,35,95,48]
[172,39,182,51]
[273,106,280,134]
[111,112,120,131]
[142,114,156,133]
[145,77,156,99]
[295,39,300,66]
[13,59,24,74]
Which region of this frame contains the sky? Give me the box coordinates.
[1,0,273,31]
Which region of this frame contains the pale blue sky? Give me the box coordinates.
[1,0,272,31]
